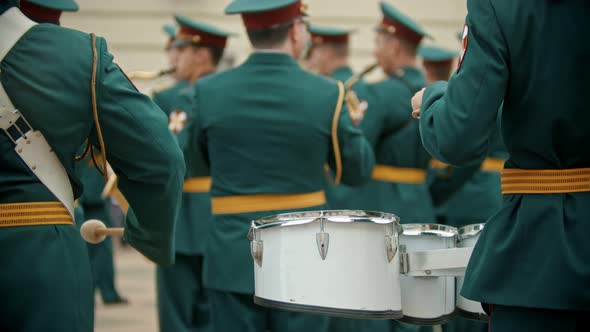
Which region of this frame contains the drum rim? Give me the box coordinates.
[401,223,458,238]
[400,313,454,326]
[458,223,485,241]
[251,209,402,231]
[253,295,404,320]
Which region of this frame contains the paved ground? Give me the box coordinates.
[95,248,158,332]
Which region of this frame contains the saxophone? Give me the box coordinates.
[127,68,174,80]
[344,63,378,124]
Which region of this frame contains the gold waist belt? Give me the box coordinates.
[502,168,590,194]
[429,157,505,173]
[372,164,426,184]
[211,191,326,215]
[183,177,212,193]
[0,202,74,227]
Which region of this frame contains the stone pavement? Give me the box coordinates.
[95,248,158,332]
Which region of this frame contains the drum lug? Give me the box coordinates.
[316,232,330,260]
[385,235,398,263]
[251,240,264,267]
[399,245,409,274]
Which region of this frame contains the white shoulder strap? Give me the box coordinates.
[0,7,36,62]
[0,8,75,218]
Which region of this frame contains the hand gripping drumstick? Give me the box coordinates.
[80,219,124,244]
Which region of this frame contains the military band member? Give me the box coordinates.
[152,22,189,115]
[0,1,185,330]
[418,45,456,85]
[183,1,375,331]
[306,24,356,81]
[156,15,232,332]
[18,0,129,308]
[412,0,590,331]
[420,45,505,332]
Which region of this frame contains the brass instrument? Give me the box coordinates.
[127,68,174,80]
[344,63,378,124]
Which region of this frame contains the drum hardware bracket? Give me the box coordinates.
[385,235,398,263]
[249,226,263,267]
[315,217,329,260]
[399,245,408,273]
[400,247,473,277]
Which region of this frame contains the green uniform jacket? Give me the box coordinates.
[418,0,590,310]
[429,112,508,228]
[170,83,212,255]
[187,52,375,294]
[0,21,185,265]
[153,80,190,116]
[324,66,369,209]
[332,67,434,223]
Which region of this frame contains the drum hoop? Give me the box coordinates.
[253,296,404,320]
[251,209,401,231]
[401,223,458,238]
[458,223,485,241]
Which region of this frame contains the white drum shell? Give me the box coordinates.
[253,216,402,319]
[400,225,457,324]
[456,225,487,321]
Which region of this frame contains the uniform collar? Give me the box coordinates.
[244,51,299,67]
[331,66,353,78]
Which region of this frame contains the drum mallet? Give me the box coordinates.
[80,219,124,244]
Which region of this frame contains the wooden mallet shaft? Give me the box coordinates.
[80,219,124,244]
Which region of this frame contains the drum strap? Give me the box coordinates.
[183,177,212,193]
[501,167,590,194]
[0,8,75,220]
[211,191,326,215]
[372,164,427,184]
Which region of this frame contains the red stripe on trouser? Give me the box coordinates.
[489,304,494,332]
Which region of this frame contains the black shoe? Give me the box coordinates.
[103,297,130,306]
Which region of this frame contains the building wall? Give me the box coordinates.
[61,0,467,88]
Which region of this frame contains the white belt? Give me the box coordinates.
[0,8,74,218]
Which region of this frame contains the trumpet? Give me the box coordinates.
[344,63,378,124]
[127,68,175,80]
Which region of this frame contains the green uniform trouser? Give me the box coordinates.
[489,305,585,332]
[210,290,330,332]
[85,205,122,302]
[329,318,392,332]
[157,254,210,332]
[0,225,94,331]
[328,318,434,332]
[442,318,487,332]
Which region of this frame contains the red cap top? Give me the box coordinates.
[241,0,306,30]
[20,0,62,25]
[311,34,349,45]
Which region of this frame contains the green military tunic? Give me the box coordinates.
[418,0,590,328]
[156,82,212,332]
[337,67,434,223]
[430,112,508,229]
[153,80,190,116]
[186,52,375,331]
[0,6,184,331]
[324,65,367,209]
